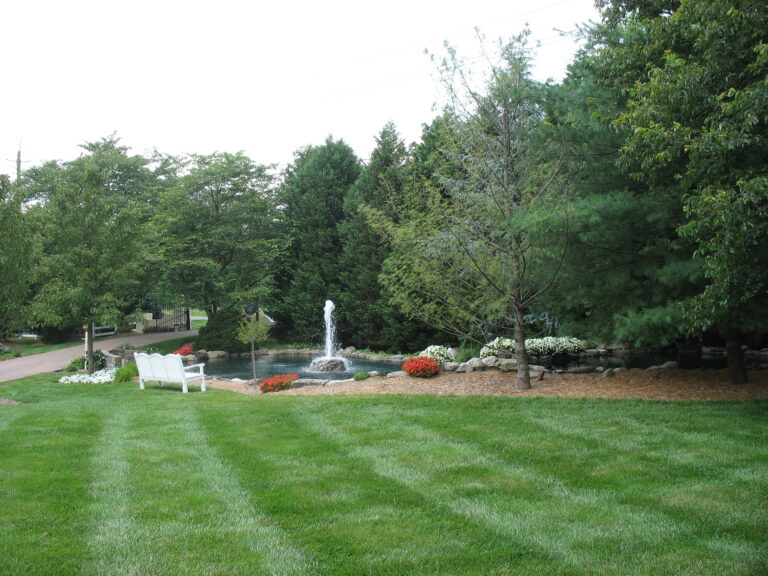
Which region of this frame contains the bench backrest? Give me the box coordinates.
[134,352,186,381]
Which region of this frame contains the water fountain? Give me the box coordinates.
[308,300,350,372]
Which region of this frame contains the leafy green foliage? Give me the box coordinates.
[0,175,34,337]
[197,309,248,352]
[590,0,768,379]
[19,137,158,372]
[353,371,368,381]
[274,138,361,342]
[113,362,139,383]
[66,350,106,372]
[337,123,432,351]
[151,152,286,318]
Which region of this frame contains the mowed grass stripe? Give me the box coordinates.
[375,398,768,574]
[86,409,149,576]
[86,397,314,575]
[0,405,99,576]
[173,405,316,576]
[198,398,537,575]
[293,403,588,572]
[0,406,24,434]
[300,399,764,575]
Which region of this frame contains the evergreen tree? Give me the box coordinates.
[536,46,702,348]
[594,0,768,382]
[337,123,442,351]
[275,138,360,343]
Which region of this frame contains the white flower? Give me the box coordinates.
[481,336,585,358]
[480,337,515,358]
[59,368,117,384]
[418,345,456,363]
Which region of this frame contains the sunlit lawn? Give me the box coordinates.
[1,374,766,575]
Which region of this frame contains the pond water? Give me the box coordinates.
[205,354,401,381]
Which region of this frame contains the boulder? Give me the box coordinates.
[457,362,473,373]
[602,368,615,378]
[470,358,485,370]
[442,362,460,372]
[482,356,498,368]
[567,365,596,374]
[207,350,228,359]
[292,378,329,388]
[387,370,407,378]
[498,359,517,372]
[309,357,347,372]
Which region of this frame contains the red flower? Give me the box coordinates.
[172,346,193,356]
[260,374,300,393]
[402,356,441,378]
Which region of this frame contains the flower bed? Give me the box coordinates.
[59,368,117,384]
[402,356,441,378]
[480,336,585,359]
[260,373,300,393]
[417,345,456,363]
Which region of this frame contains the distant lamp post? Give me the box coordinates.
[244,303,257,316]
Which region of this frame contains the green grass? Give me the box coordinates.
[1,375,766,575]
[1,339,81,359]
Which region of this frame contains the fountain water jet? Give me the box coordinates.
[308,300,350,372]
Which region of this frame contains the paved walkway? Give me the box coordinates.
[0,330,198,382]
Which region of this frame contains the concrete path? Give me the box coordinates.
[0,330,198,383]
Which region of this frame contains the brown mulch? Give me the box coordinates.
[206,368,768,401]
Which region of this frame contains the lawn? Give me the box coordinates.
[1,375,766,575]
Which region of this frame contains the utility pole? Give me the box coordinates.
[6,142,29,180]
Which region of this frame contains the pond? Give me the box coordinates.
[205,354,402,381]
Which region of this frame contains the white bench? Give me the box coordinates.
[134,352,207,393]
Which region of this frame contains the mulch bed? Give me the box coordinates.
[206,368,768,401]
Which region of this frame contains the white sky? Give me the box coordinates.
[2,0,599,175]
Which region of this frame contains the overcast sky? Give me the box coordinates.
[2,0,599,175]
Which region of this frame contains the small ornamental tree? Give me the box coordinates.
[237,312,272,384]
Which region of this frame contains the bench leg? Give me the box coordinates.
[201,375,206,392]
[139,378,145,390]
[182,379,188,393]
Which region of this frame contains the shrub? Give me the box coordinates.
[480,336,585,358]
[260,374,299,393]
[66,350,106,372]
[417,345,456,363]
[480,337,515,358]
[402,356,441,378]
[172,345,193,356]
[114,363,139,383]
[455,346,481,363]
[526,336,585,357]
[353,371,368,381]
[197,309,249,353]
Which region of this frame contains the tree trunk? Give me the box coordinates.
[513,304,531,390]
[725,328,748,384]
[85,323,95,374]
[250,338,257,384]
